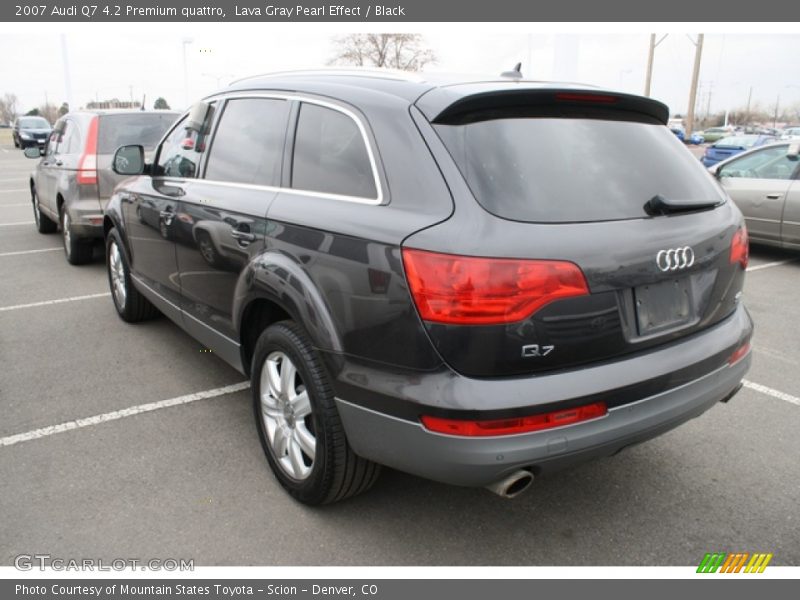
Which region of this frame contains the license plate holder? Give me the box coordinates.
[634,278,694,336]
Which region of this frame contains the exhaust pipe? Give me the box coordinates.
[485,470,534,498]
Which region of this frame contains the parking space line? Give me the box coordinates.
[743,380,800,407]
[0,381,251,448]
[0,189,28,194]
[0,248,61,258]
[0,221,34,226]
[0,292,111,312]
[746,259,796,272]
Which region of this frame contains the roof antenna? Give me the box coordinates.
[501,62,523,79]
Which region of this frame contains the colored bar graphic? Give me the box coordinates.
[699,552,772,573]
[733,553,750,573]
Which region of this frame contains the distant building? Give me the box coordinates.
[85,100,142,110]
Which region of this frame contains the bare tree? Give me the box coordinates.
[0,93,19,125]
[328,34,436,71]
[38,103,60,125]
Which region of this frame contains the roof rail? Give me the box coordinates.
[230,68,427,86]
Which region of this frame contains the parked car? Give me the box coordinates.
[103,71,752,504]
[708,142,800,249]
[13,116,52,149]
[24,109,178,264]
[697,126,733,144]
[701,134,777,167]
[780,127,800,141]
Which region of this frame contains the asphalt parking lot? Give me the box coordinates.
[1,139,798,567]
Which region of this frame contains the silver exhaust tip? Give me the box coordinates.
[485,470,534,498]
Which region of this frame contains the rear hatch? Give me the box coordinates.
[404,86,748,377]
[96,112,178,202]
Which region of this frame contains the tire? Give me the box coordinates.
[252,321,380,505]
[196,230,221,267]
[106,228,160,322]
[32,187,57,234]
[61,207,93,265]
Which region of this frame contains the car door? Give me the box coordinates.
[122,115,201,307]
[717,144,796,243]
[35,120,65,218]
[175,96,290,361]
[780,177,800,246]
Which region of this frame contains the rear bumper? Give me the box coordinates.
[66,198,105,239]
[333,304,753,487]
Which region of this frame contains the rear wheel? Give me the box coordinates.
[61,208,93,265]
[32,187,57,234]
[252,321,380,505]
[106,228,159,322]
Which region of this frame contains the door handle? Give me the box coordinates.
[231,229,256,245]
[766,193,783,200]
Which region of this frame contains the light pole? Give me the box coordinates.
[774,85,799,128]
[182,37,194,109]
[644,33,668,97]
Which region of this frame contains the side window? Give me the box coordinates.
[291,103,378,200]
[46,121,65,157]
[155,116,201,178]
[719,146,795,180]
[204,98,289,186]
[57,121,81,155]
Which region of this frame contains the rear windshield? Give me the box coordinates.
[434,117,724,223]
[19,117,50,129]
[715,136,759,148]
[98,113,178,153]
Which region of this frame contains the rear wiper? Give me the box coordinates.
[644,194,721,216]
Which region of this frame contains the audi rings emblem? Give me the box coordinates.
[656,247,695,271]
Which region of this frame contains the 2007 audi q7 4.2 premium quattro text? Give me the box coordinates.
[103,71,753,504]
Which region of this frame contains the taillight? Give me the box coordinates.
[402,248,589,325]
[728,342,751,366]
[421,402,607,437]
[555,92,618,105]
[77,116,99,185]
[729,226,749,269]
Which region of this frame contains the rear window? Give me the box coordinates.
[715,136,758,148]
[98,113,178,153]
[434,117,724,223]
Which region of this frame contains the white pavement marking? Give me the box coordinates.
[0,382,251,448]
[746,259,796,272]
[0,221,33,226]
[0,292,111,312]
[743,380,800,407]
[0,189,28,194]
[0,247,61,257]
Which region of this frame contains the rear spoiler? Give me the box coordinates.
[419,86,669,126]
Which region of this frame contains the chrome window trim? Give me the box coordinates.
[201,91,384,206]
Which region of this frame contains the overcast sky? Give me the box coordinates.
[1,24,798,119]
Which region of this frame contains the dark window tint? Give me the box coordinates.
[434,117,725,223]
[204,98,289,186]
[98,113,178,153]
[292,103,377,199]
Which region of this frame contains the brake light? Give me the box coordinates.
[77,116,99,185]
[421,402,607,437]
[555,92,618,104]
[402,248,589,325]
[728,342,751,366]
[729,226,749,269]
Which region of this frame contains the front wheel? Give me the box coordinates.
[106,228,160,322]
[252,321,380,505]
[32,187,57,234]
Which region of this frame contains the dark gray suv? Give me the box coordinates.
[103,70,753,504]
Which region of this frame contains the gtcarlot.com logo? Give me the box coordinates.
[697,552,773,573]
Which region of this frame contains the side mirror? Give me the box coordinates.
[113,145,145,175]
[23,147,42,159]
[788,143,800,161]
[707,164,722,179]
